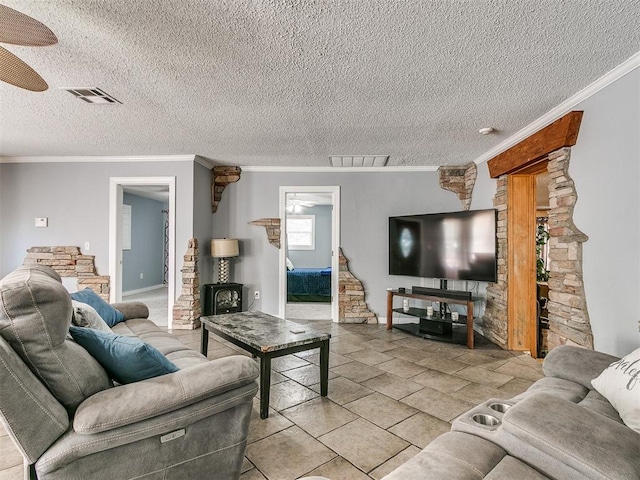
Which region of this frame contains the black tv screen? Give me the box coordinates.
[389,209,497,282]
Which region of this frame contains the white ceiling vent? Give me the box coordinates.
[330,155,389,167]
[61,87,121,104]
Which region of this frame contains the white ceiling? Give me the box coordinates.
[1,1,639,167]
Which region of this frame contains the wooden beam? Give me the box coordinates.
[488,111,583,178]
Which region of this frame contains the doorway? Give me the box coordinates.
[278,186,340,322]
[109,177,176,328]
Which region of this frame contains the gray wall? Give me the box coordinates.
[193,160,214,288]
[122,193,166,292]
[569,68,640,356]
[287,204,332,268]
[0,160,195,302]
[212,170,463,317]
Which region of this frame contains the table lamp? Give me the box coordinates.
[211,238,239,283]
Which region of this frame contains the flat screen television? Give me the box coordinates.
[389,209,497,282]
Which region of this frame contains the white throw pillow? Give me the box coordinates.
[286,257,295,271]
[71,300,112,332]
[591,347,640,433]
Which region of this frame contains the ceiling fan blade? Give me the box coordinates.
[0,4,57,46]
[0,46,47,91]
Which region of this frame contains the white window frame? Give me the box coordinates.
[286,215,315,250]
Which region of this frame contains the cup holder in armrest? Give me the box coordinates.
[489,402,511,414]
[472,413,500,426]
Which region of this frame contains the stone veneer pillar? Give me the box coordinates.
[545,148,593,349]
[438,162,478,211]
[339,248,377,323]
[24,246,110,300]
[172,238,201,330]
[481,147,593,351]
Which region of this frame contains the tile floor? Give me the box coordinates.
[0,320,544,480]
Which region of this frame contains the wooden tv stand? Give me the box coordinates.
[386,289,478,349]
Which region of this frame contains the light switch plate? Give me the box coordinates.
[35,217,48,228]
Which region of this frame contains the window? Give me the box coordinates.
[286,215,315,250]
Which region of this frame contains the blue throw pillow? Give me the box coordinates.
[70,288,125,327]
[69,326,179,384]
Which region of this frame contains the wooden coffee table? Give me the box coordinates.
[200,311,331,419]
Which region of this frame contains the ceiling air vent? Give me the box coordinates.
[329,155,389,167]
[61,87,121,104]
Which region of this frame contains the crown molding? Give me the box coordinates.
[473,50,640,165]
[241,165,439,173]
[0,154,197,164]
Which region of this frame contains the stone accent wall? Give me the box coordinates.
[438,162,478,211]
[212,166,241,213]
[545,148,593,349]
[24,246,110,300]
[249,218,281,248]
[339,248,377,323]
[482,177,509,347]
[172,238,201,330]
[481,147,593,352]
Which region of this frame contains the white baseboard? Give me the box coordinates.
[123,284,166,296]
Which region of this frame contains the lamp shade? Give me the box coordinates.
[211,239,239,258]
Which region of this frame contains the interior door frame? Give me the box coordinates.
[109,177,176,328]
[278,185,341,322]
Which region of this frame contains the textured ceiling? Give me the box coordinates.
[1,1,639,167]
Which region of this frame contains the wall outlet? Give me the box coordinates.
[254,291,260,300]
[140,273,144,279]
[84,242,90,251]
[35,217,48,228]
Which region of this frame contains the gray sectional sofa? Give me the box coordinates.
[308,344,640,480]
[0,265,259,480]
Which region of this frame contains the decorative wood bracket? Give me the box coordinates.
[211,166,241,213]
[488,111,583,178]
[249,218,281,248]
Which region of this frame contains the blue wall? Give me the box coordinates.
[287,204,332,268]
[122,193,167,292]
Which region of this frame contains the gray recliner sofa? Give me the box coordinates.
[306,344,640,480]
[0,265,259,480]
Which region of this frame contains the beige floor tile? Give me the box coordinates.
[304,457,371,480]
[494,361,545,382]
[411,369,470,393]
[454,365,514,388]
[241,457,254,474]
[270,355,311,372]
[246,426,336,480]
[388,412,451,448]
[268,380,318,411]
[310,377,375,405]
[344,393,418,429]
[377,358,428,379]
[384,346,432,363]
[345,349,394,366]
[318,419,409,473]
[499,377,534,397]
[369,445,422,480]
[449,382,507,404]
[455,351,505,366]
[361,373,424,400]
[281,397,358,437]
[0,465,22,480]
[416,355,467,374]
[281,364,338,386]
[331,361,385,383]
[294,348,320,358]
[360,338,399,352]
[0,437,21,470]
[306,351,354,368]
[330,341,366,355]
[401,387,474,422]
[247,401,294,444]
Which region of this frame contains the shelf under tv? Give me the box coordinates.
[386,289,480,349]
